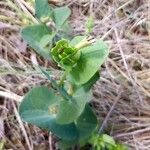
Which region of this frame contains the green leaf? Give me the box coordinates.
[69,40,109,85]
[115,144,129,150]
[53,7,71,29]
[89,134,129,150]
[19,86,78,140]
[57,141,75,150]
[35,0,53,20]
[57,105,98,149]
[56,88,92,124]
[85,16,94,34]
[83,71,99,91]
[59,22,72,39]
[56,100,79,124]
[76,104,98,140]
[40,34,54,48]
[102,134,116,146]
[40,68,90,124]
[73,71,99,92]
[21,24,52,60]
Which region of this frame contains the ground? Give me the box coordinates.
[0,0,150,150]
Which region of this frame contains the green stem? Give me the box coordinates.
[59,72,75,96]
[58,71,67,86]
[68,84,74,96]
[75,38,92,50]
[0,68,54,76]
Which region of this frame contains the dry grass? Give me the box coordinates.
[0,0,150,149]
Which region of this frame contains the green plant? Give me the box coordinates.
[18,0,128,149]
[88,134,129,150]
[21,0,72,60]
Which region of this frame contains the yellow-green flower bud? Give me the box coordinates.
[51,39,81,69]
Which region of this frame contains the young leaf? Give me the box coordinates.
[115,144,129,150]
[21,24,52,60]
[35,0,53,20]
[19,86,78,140]
[69,40,109,85]
[88,134,130,150]
[51,39,80,69]
[102,134,116,146]
[56,88,92,124]
[85,16,94,34]
[53,6,71,29]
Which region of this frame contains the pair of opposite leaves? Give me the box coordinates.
[19,86,98,141]
[21,25,108,85]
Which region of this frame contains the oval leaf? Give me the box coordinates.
[69,40,109,85]
[21,24,52,60]
[56,100,79,124]
[70,71,100,93]
[19,86,78,140]
[56,88,92,124]
[57,105,98,149]
[35,0,53,20]
[53,7,71,29]
[76,104,98,140]
[82,71,100,92]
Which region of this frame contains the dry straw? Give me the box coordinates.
[0,0,149,149]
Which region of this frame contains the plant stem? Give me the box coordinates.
[75,38,92,50]
[59,71,67,86]
[59,72,75,96]
[68,84,74,96]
